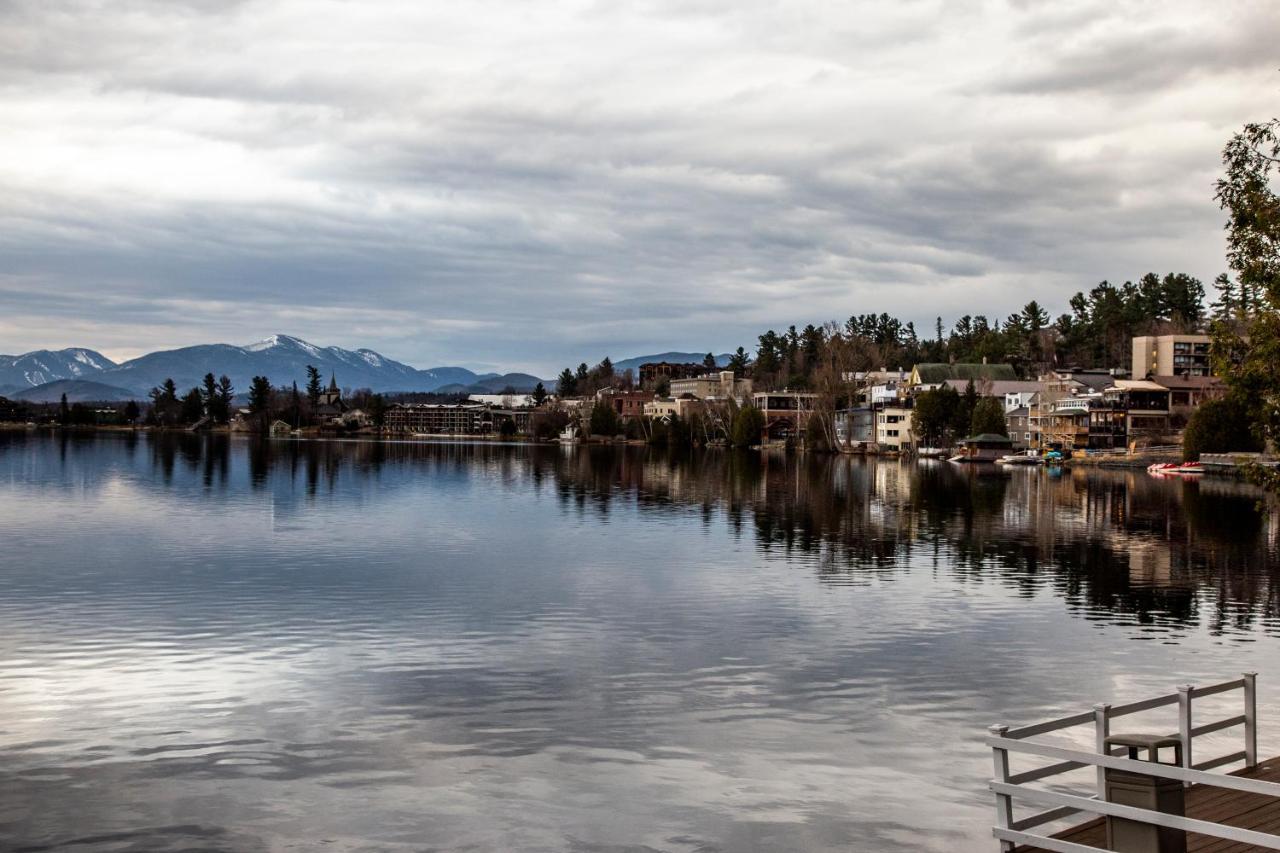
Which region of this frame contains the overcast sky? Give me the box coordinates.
[1,0,1276,373]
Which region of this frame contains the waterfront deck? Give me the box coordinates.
[987,674,1280,852]
[1017,754,1280,852]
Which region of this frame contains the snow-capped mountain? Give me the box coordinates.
[0,335,552,399]
[101,334,452,395]
[0,348,117,391]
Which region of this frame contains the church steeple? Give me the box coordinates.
[328,373,339,393]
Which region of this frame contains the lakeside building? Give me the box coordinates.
[908,361,1017,390]
[1132,333,1213,378]
[752,391,818,442]
[1006,406,1032,449]
[835,407,875,446]
[668,371,752,404]
[638,362,706,386]
[1153,374,1224,419]
[314,375,347,422]
[596,389,654,420]
[1108,378,1172,444]
[385,402,489,434]
[384,403,531,435]
[644,395,705,420]
[469,393,536,408]
[875,404,914,451]
[940,378,1045,413]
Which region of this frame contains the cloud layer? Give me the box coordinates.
[1,0,1276,371]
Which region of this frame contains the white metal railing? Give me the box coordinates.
[988,672,1267,852]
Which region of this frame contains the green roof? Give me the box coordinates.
[960,433,1014,444]
[912,363,1017,384]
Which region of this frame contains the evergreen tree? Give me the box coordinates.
[557,368,577,396]
[201,373,219,419]
[123,400,140,423]
[305,365,322,408]
[969,397,1008,437]
[180,387,205,424]
[1183,397,1261,460]
[728,347,750,376]
[368,393,387,429]
[954,380,979,438]
[702,352,717,369]
[59,392,69,425]
[589,402,621,437]
[912,386,961,447]
[1212,116,1280,494]
[532,382,548,406]
[1211,273,1239,321]
[249,376,273,415]
[217,376,234,420]
[729,405,764,447]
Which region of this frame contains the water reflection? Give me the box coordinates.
[4,431,1277,632]
[1,431,1277,852]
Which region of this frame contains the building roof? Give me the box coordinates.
[1111,379,1169,392]
[941,379,1044,396]
[913,363,1017,384]
[959,433,1014,444]
[1006,406,1029,418]
[1065,370,1117,392]
[1150,375,1224,390]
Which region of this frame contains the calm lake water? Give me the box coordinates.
[1,432,1278,852]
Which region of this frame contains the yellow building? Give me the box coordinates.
[1131,334,1212,378]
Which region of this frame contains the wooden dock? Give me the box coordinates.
[986,674,1280,852]
[1018,755,1280,851]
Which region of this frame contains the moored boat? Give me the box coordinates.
[997,451,1042,465]
[1148,461,1203,476]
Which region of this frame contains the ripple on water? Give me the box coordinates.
[0,434,1277,852]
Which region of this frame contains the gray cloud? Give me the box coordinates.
[0,0,1274,371]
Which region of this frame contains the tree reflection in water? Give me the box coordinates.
[7,431,1277,634]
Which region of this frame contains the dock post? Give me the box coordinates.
[1094,703,1111,799]
[1244,672,1258,768]
[1177,684,1194,782]
[989,724,1015,852]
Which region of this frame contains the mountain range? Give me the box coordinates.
[611,352,731,376]
[0,336,727,402]
[0,335,551,401]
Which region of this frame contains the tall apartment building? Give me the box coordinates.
[1131,334,1213,378]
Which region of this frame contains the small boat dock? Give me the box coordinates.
[987,674,1280,851]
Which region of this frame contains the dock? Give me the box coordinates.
[986,674,1280,852]
[1019,755,1280,851]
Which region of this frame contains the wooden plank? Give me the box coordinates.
[1015,755,1280,853]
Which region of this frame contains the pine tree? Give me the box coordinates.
[305,365,322,408]
[249,376,272,415]
[557,368,577,396]
[217,376,234,420]
[181,387,204,424]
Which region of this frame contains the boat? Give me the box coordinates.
[558,425,580,445]
[1147,461,1204,476]
[997,451,1042,465]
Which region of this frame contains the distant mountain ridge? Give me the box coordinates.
[0,335,554,400]
[1,338,738,403]
[11,379,139,404]
[611,352,731,376]
[1,348,117,393]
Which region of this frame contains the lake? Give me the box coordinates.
[1,432,1277,852]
